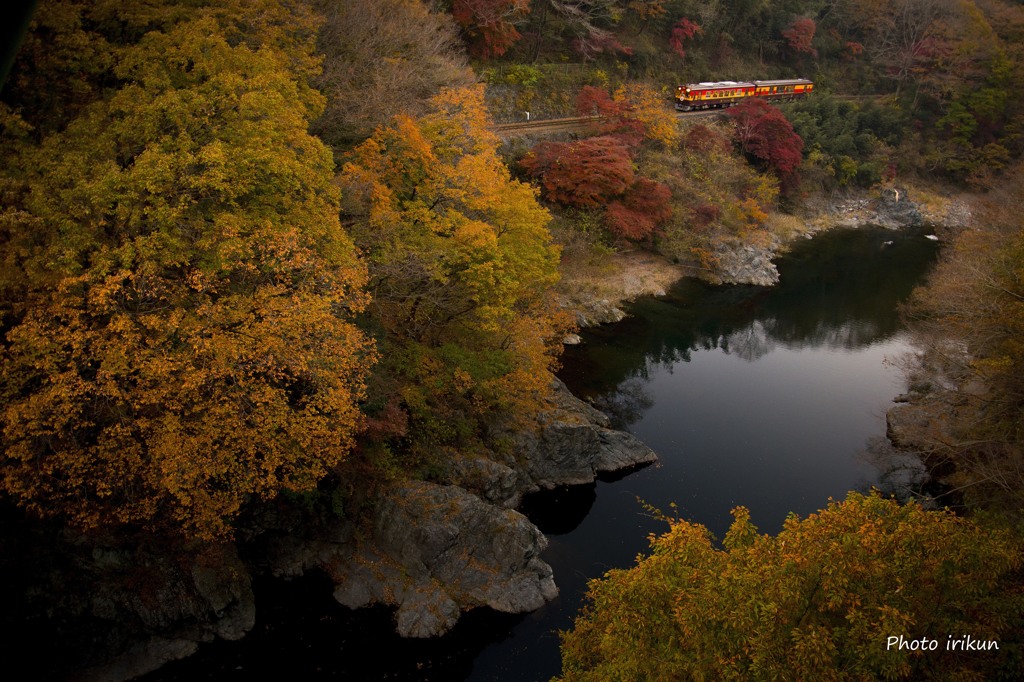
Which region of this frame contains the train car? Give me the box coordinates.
[674,81,755,111]
[751,79,814,102]
[675,78,813,111]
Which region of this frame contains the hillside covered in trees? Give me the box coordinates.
[2,0,1024,679]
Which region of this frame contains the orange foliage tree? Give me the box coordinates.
[576,83,680,147]
[0,4,375,540]
[339,86,566,449]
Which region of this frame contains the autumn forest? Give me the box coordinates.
[2,0,1024,679]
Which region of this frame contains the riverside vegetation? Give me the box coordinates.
[1,0,1023,679]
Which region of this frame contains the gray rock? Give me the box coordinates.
[329,480,557,637]
[443,454,522,507]
[875,187,922,228]
[61,542,256,682]
[714,241,780,287]
[395,587,461,638]
[514,377,658,489]
[886,402,945,450]
[76,637,200,682]
[594,428,660,472]
[573,299,630,327]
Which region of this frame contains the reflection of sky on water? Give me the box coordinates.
[622,329,913,537]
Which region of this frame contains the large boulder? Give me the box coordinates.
[328,480,557,637]
[874,187,923,229]
[514,377,658,490]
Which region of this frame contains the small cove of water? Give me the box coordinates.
[145,225,940,681]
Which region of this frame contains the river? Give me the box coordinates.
[146,225,940,681]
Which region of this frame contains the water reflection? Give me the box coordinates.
[590,378,654,430]
[562,227,941,424]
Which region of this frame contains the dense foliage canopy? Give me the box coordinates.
[0,1,375,539]
[558,492,1023,681]
[339,86,566,453]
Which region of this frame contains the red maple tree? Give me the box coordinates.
[782,17,817,58]
[519,135,635,207]
[605,178,673,241]
[727,99,804,193]
[668,17,702,60]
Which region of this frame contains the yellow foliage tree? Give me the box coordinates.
[1,3,375,540]
[558,492,1023,681]
[612,82,681,147]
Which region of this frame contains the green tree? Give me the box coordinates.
[557,492,1022,681]
[1,3,375,540]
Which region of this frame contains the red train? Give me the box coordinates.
[675,78,814,111]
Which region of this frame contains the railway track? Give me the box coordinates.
[493,93,890,139]
[493,109,719,138]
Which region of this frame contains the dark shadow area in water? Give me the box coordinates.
[142,570,525,682]
[519,483,596,535]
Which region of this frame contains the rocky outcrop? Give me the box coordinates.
[873,187,923,228]
[571,298,629,327]
[557,250,689,328]
[257,374,658,640]
[513,377,658,489]
[327,480,557,638]
[713,239,781,286]
[814,187,924,232]
[287,375,657,638]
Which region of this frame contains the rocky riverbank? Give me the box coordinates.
[557,185,975,328]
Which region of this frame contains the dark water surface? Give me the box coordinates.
[146,226,939,681]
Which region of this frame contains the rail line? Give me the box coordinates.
[493,93,890,138]
[493,109,718,138]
